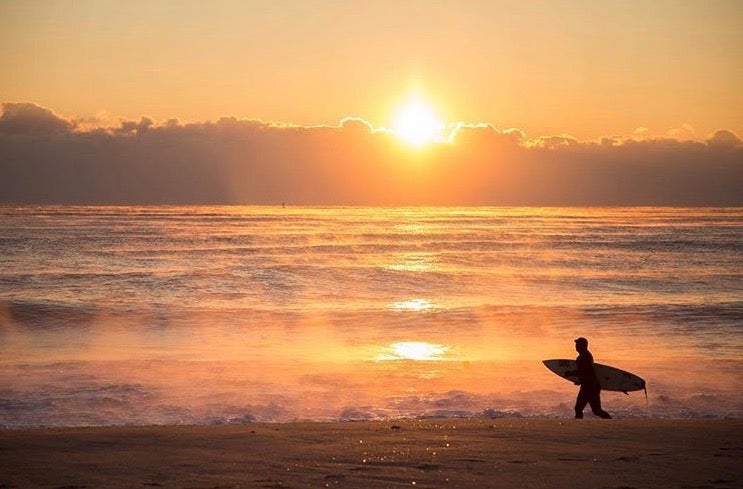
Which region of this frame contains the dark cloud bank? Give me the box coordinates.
[1,103,741,205]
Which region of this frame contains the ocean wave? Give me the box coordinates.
[1,299,99,328]
[2,397,739,429]
[1,206,742,429]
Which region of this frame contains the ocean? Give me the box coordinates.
[0,206,741,427]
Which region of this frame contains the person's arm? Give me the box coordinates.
[565,356,589,382]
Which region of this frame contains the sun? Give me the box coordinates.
[393,99,444,147]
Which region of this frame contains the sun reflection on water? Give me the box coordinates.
[376,341,450,361]
[384,253,439,272]
[390,298,434,311]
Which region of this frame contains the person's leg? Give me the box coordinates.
[574,388,589,419]
[588,389,612,419]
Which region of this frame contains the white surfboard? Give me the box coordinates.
[543,359,646,394]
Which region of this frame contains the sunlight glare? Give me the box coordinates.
[391,298,434,311]
[377,341,450,361]
[394,99,444,147]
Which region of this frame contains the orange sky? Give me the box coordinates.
[1,0,741,140]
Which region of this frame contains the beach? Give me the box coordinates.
[1,418,741,488]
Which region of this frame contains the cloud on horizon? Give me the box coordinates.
[1,102,741,205]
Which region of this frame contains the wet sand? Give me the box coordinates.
[1,419,741,488]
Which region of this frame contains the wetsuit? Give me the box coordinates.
[574,350,611,419]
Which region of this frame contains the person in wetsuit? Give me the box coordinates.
[565,337,612,419]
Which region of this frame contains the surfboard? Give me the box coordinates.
[542,359,646,394]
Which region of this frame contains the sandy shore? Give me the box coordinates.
[1,419,741,489]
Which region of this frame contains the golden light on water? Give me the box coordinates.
[385,254,439,272]
[390,298,434,311]
[377,341,450,361]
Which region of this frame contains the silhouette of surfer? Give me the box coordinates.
[565,337,612,419]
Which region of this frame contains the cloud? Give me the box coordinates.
[339,117,375,133]
[526,134,579,150]
[0,102,741,205]
[0,102,73,135]
[448,123,524,148]
[114,117,154,136]
[707,129,742,148]
[666,123,696,139]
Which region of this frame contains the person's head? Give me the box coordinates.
[574,337,589,352]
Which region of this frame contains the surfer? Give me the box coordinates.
[565,337,612,419]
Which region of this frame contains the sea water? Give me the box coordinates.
[0,206,741,427]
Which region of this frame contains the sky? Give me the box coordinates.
[2,0,742,138]
[1,0,742,205]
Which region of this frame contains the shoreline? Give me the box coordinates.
[1,418,740,488]
[2,412,742,431]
